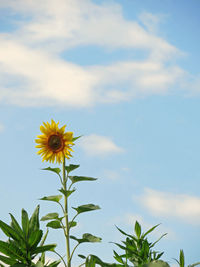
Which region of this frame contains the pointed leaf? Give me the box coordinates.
[72,136,82,142]
[0,254,17,265]
[179,249,185,267]
[58,188,76,198]
[21,209,29,237]
[9,214,24,240]
[134,221,141,238]
[65,164,80,173]
[0,220,22,242]
[28,229,43,248]
[150,233,167,248]
[41,213,59,221]
[72,204,100,214]
[40,195,62,203]
[115,225,136,240]
[32,244,56,254]
[42,167,61,175]
[0,240,24,260]
[29,205,40,232]
[142,224,161,239]
[46,260,61,267]
[40,228,49,247]
[78,254,86,259]
[46,221,62,229]
[69,176,97,184]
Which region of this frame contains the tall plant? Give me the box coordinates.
[35,120,101,267]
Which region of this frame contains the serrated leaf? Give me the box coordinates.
[72,204,100,214]
[58,188,76,198]
[69,176,97,184]
[46,221,62,229]
[40,195,62,203]
[42,167,61,175]
[40,213,59,221]
[65,164,80,173]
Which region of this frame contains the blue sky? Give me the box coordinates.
[0,0,200,266]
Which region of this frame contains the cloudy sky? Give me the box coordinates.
[0,0,200,266]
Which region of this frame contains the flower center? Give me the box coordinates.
[48,134,63,151]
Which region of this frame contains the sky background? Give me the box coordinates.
[0,0,200,266]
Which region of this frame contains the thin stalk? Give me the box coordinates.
[63,157,71,267]
[54,250,67,267]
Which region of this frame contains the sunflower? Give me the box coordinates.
[35,120,74,164]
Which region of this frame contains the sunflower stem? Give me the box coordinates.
[62,157,71,267]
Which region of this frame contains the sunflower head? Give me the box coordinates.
[35,120,74,164]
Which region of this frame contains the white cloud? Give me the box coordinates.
[79,134,124,156]
[137,188,200,224]
[0,0,190,108]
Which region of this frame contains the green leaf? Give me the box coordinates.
[11,264,27,267]
[58,188,76,198]
[65,164,80,173]
[134,221,141,238]
[113,250,124,264]
[0,220,22,242]
[115,225,136,240]
[69,221,77,228]
[46,260,61,267]
[46,221,62,229]
[72,136,82,142]
[78,254,86,259]
[179,250,185,267]
[70,233,101,244]
[82,233,102,243]
[21,209,29,237]
[28,229,43,248]
[40,195,62,203]
[0,254,17,265]
[72,204,100,214]
[9,214,24,241]
[41,213,59,221]
[32,244,56,254]
[40,228,49,247]
[42,167,61,175]
[142,224,161,239]
[29,205,40,232]
[150,233,167,248]
[69,176,97,184]
[0,240,24,261]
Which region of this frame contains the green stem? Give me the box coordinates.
[69,243,80,262]
[54,250,67,267]
[63,157,71,267]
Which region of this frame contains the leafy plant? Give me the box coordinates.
[174,249,200,267]
[0,205,58,267]
[40,164,101,267]
[112,221,167,266]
